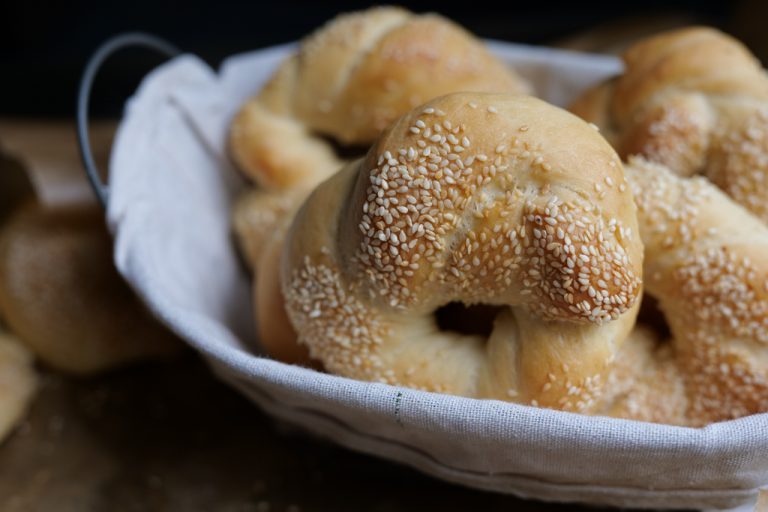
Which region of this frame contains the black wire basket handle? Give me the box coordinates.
[76,32,181,208]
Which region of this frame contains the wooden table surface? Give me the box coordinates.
[0,357,601,512]
[0,121,609,512]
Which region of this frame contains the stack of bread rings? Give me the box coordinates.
[230,8,768,427]
[230,6,530,363]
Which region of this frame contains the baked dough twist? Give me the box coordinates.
[280,93,643,410]
[230,6,530,191]
[570,27,768,223]
[623,158,768,425]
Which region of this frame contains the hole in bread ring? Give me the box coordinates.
[282,93,643,411]
[434,302,504,337]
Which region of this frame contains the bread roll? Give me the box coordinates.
[0,204,181,374]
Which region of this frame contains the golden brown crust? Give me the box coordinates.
[613,27,768,123]
[229,101,343,190]
[281,93,643,410]
[569,27,768,223]
[229,6,530,191]
[627,158,768,425]
[338,94,641,321]
[0,204,181,374]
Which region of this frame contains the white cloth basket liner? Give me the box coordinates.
[106,40,768,510]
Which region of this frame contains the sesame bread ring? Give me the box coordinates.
[626,158,768,425]
[281,93,643,410]
[229,6,530,191]
[570,27,768,223]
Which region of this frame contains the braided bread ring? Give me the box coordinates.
[570,27,768,223]
[281,93,642,410]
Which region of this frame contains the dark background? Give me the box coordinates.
[1,0,764,118]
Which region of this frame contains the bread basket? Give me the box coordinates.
[77,34,768,510]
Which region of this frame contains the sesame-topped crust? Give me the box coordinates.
[229,6,530,192]
[339,94,641,322]
[627,157,768,425]
[569,27,768,223]
[281,93,643,409]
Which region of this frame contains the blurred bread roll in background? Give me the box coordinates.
[0,203,181,374]
[231,187,308,270]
